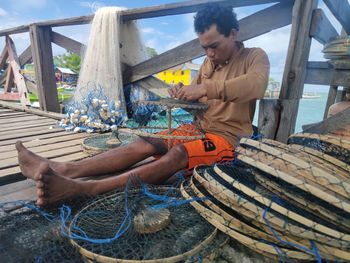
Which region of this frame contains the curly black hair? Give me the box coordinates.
[194,3,239,37]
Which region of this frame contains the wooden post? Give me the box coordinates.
[29,25,59,112]
[323,85,338,119]
[258,99,281,139]
[275,0,318,142]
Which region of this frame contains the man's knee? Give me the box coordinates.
[164,144,188,169]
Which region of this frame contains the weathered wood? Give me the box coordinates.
[18,45,32,66]
[305,62,350,86]
[0,100,64,119]
[0,45,8,69]
[24,77,38,94]
[29,25,60,112]
[0,67,8,86]
[51,31,85,55]
[124,1,294,84]
[257,99,280,139]
[303,107,350,134]
[310,9,339,45]
[323,0,350,35]
[335,88,347,103]
[3,65,14,92]
[136,76,170,98]
[6,36,31,106]
[276,0,318,142]
[0,0,287,36]
[323,85,338,119]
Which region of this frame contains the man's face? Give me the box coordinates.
[198,24,237,66]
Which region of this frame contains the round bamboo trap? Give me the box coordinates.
[190,164,350,261]
[287,133,350,165]
[127,99,207,149]
[180,179,314,261]
[239,138,350,199]
[68,186,221,262]
[81,131,138,156]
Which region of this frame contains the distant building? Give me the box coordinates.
[265,80,280,98]
[21,64,78,85]
[55,67,78,85]
[156,62,200,85]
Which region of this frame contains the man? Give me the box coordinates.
[16,3,269,206]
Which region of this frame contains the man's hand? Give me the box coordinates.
[168,82,207,101]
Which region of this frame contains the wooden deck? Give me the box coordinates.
[0,106,91,202]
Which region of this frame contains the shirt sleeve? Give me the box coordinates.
[205,48,270,103]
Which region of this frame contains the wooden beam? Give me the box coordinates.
[0,45,9,70]
[305,61,350,86]
[18,46,32,66]
[276,0,318,142]
[323,85,338,119]
[3,66,14,92]
[310,9,339,45]
[323,0,350,35]
[303,107,350,134]
[0,0,283,36]
[135,77,170,98]
[258,99,281,139]
[6,36,31,106]
[124,1,294,84]
[51,31,85,55]
[24,77,38,94]
[29,25,60,112]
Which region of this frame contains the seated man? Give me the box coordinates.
[16,3,270,206]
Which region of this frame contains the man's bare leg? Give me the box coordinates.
[34,145,188,206]
[16,137,166,179]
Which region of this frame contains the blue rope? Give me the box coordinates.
[262,196,322,262]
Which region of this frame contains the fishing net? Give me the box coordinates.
[180,135,350,262]
[0,185,232,262]
[126,98,208,149]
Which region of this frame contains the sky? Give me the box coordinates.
[0,0,347,92]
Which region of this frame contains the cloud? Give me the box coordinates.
[141,27,157,34]
[0,8,8,17]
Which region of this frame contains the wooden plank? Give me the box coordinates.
[0,115,48,124]
[276,0,318,142]
[305,61,350,86]
[24,77,38,94]
[0,112,29,118]
[0,120,56,132]
[0,130,68,147]
[257,99,280,139]
[0,0,285,36]
[3,64,14,92]
[310,9,339,45]
[0,132,88,153]
[323,0,350,34]
[0,67,8,86]
[18,45,32,66]
[0,179,35,200]
[123,1,294,84]
[0,152,88,185]
[29,25,59,112]
[0,144,83,169]
[0,127,63,142]
[0,98,65,120]
[0,125,57,137]
[0,118,55,128]
[323,85,338,119]
[51,31,85,55]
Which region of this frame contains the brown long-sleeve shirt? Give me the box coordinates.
[194,42,270,146]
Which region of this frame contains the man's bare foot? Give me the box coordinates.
[16,141,50,180]
[35,166,94,206]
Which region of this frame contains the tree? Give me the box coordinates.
[54,52,81,73]
[146,47,158,58]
